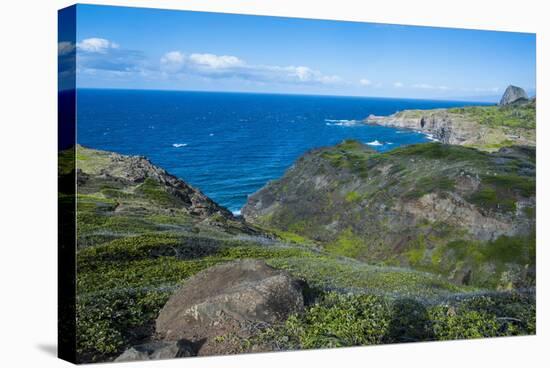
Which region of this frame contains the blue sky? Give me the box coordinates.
[61,4,536,101]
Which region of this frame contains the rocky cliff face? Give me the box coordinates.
[365,97,535,151]
[76,145,232,219]
[366,109,468,145]
[499,85,529,106]
[243,140,536,288]
[68,145,260,248]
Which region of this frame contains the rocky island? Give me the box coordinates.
[65,87,536,363]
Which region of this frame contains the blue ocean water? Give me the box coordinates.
[77,89,487,213]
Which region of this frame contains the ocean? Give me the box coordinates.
[77,89,487,213]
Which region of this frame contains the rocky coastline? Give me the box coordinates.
[364,85,535,151]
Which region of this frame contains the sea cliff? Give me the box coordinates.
[243,140,535,288]
[365,96,535,151]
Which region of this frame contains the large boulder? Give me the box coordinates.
[499,85,528,105]
[155,259,305,355]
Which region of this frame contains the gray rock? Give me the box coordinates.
[114,340,195,362]
[114,347,149,362]
[499,85,528,105]
[155,260,305,354]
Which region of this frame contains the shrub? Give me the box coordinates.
[254,293,392,350]
[429,307,500,340]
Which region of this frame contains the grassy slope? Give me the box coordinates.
[61,145,535,362]
[245,141,535,289]
[392,100,536,151]
[451,102,536,151]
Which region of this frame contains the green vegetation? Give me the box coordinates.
[325,228,365,258]
[469,173,535,213]
[345,191,361,203]
[391,100,535,151]
[268,255,469,299]
[76,230,320,361]
[425,233,536,288]
[136,178,178,206]
[405,176,455,199]
[246,291,534,350]
[244,140,535,292]
[390,142,487,162]
[65,142,535,363]
[448,103,535,129]
[320,139,378,177]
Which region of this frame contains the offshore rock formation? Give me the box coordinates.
[243,140,535,288]
[499,85,529,106]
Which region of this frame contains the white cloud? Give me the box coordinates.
[473,87,499,93]
[412,83,449,91]
[282,66,340,84]
[77,38,119,53]
[292,66,316,81]
[76,38,146,74]
[412,83,432,89]
[359,78,372,86]
[77,40,341,86]
[459,87,500,94]
[393,81,404,88]
[161,51,185,64]
[188,53,244,69]
[58,41,75,56]
[160,51,186,73]
[159,51,341,85]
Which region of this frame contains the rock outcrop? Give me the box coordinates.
[76,145,235,219]
[242,140,536,288]
[115,340,195,362]
[366,110,462,144]
[155,259,305,355]
[365,95,535,151]
[499,85,528,106]
[71,145,260,248]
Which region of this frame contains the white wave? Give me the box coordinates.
[172,143,188,148]
[232,210,242,216]
[425,134,440,142]
[325,119,358,127]
[366,140,383,146]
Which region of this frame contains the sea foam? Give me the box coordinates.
[172,143,188,148]
[366,140,383,146]
[325,119,358,127]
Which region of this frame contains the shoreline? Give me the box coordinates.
[362,100,536,151]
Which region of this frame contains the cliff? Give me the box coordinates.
[243,140,535,289]
[62,144,535,363]
[62,145,259,248]
[365,98,535,151]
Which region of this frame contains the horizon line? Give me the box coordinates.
[70,87,497,104]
